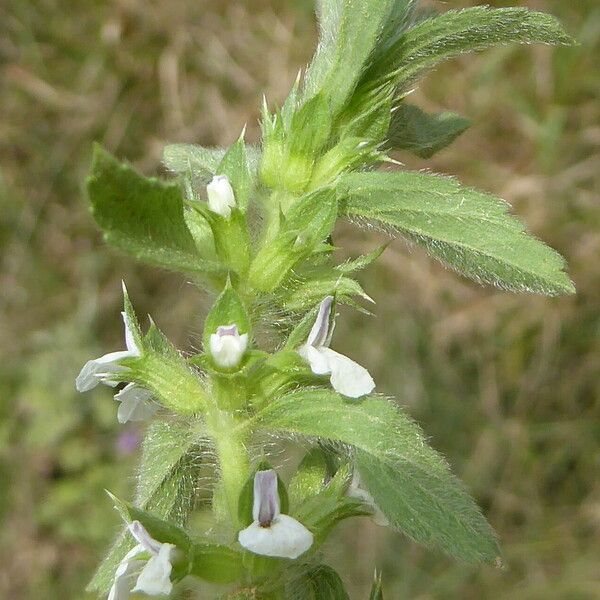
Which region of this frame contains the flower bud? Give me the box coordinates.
[209,324,248,368]
[207,175,236,218]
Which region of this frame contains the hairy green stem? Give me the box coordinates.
[205,398,250,528]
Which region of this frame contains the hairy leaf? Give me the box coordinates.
[203,278,251,349]
[383,7,573,89]
[189,542,245,584]
[369,572,384,600]
[288,448,329,508]
[107,491,192,551]
[303,0,397,115]
[341,171,574,295]
[87,145,222,276]
[292,564,351,600]
[387,104,471,158]
[255,389,500,563]
[218,137,254,211]
[163,144,226,180]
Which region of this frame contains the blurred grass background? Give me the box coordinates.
[1,0,599,598]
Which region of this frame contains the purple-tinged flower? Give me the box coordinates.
[209,324,248,368]
[298,296,375,398]
[238,470,313,559]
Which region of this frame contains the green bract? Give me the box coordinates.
[81,2,574,598]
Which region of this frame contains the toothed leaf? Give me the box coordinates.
[341,171,574,296]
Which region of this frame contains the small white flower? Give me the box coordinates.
[238,470,313,559]
[206,174,236,218]
[114,383,159,424]
[108,521,176,600]
[298,296,375,398]
[348,471,389,527]
[76,286,157,424]
[209,324,248,368]
[76,312,140,392]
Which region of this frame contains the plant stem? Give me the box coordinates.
[205,402,250,528]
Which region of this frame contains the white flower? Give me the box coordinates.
[114,383,158,424]
[76,286,157,424]
[298,296,375,398]
[206,174,236,218]
[238,470,313,559]
[209,324,248,368]
[108,521,176,600]
[348,471,389,527]
[76,312,140,392]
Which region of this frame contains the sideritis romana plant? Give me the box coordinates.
[78,2,574,598]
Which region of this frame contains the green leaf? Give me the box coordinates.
[387,104,471,158]
[334,245,387,274]
[303,0,397,116]
[88,421,201,594]
[294,462,369,542]
[288,448,329,508]
[289,93,332,157]
[164,143,261,181]
[107,491,192,550]
[341,171,574,296]
[87,145,221,276]
[369,572,384,600]
[248,188,338,293]
[279,274,372,312]
[135,420,200,507]
[125,328,209,414]
[292,564,350,600]
[203,279,251,349]
[217,136,254,211]
[254,389,501,563]
[121,281,143,348]
[384,7,573,89]
[189,542,245,584]
[163,144,226,180]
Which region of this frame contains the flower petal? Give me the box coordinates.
[253,469,280,525]
[121,311,140,356]
[238,514,313,559]
[298,345,331,376]
[348,472,389,527]
[320,348,375,398]
[75,351,131,392]
[115,384,158,424]
[128,520,163,555]
[132,543,175,596]
[306,296,334,348]
[108,546,145,600]
[207,175,236,218]
[209,326,248,368]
